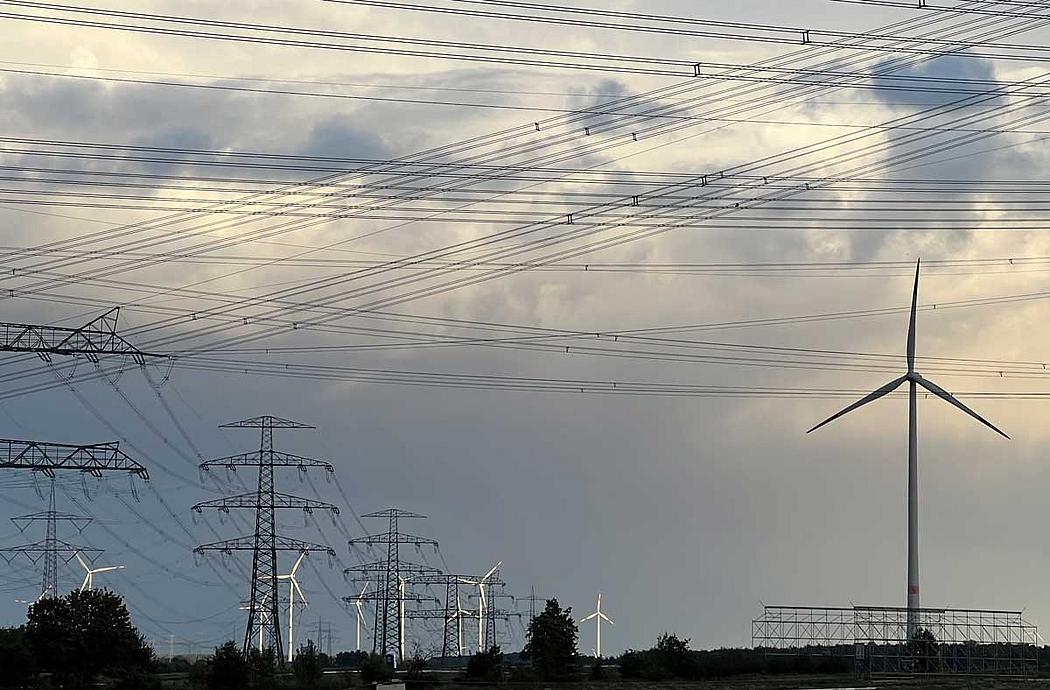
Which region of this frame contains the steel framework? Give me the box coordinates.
[752,604,1039,677]
[0,438,148,478]
[193,415,337,664]
[0,308,161,363]
[0,482,101,597]
[348,509,438,666]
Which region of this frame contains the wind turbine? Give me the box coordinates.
[460,560,502,652]
[75,551,124,592]
[580,593,613,658]
[808,259,1008,639]
[352,582,369,651]
[277,552,308,663]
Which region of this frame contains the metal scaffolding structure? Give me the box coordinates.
[193,415,337,664]
[0,307,161,363]
[752,604,1039,677]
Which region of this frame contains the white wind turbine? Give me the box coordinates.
[580,593,613,658]
[75,551,124,592]
[460,560,502,652]
[352,582,369,651]
[808,259,1008,639]
[277,552,308,662]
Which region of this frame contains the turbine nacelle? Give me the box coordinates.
[75,551,125,592]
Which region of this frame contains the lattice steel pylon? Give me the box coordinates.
[0,481,101,598]
[0,436,147,597]
[348,509,438,666]
[470,588,514,650]
[0,307,162,363]
[192,415,338,664]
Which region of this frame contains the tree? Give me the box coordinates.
[247,646,278,690]
[522,599,578,680]
[25,589,154,688]
[207,641,249,690]
[466,645,502,680]
[0,626,34,689]
[292,641,323,690]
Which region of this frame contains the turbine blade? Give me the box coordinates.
[807,375,908,433]
[359,582,369,597]
[291,552,306,576]
[581,612,598,622]
[907,259,920,372]
[483,560,502,580]
[292,579,307,603]
[916,375,1010,439]
[75,551,88,571]
[600,613,614,625]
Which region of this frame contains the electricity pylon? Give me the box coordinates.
[348,509,438,666]
[0,307,161,363]
[0,482,100,598]
[400,571,505,658]
[344,559,439,663]
[193,415,338,664]
[0,440,147,598]
[518,585,545,623]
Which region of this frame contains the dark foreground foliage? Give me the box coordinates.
[522,598,579,680]
[619,633,850,680]
[0,589,158,690]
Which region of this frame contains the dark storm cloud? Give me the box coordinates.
[867,53,1000,109]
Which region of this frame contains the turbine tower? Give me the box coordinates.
[351,582,368,651]
[808,259,1008,639]
[75,551,125,591]
[277,552,308,663]
[580,593,613,658]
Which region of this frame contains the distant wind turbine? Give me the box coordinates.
[808,259,1008,639]
[460,560,501,652]
[75,551,124,592]
[277,553,307,663]
[580,593,613,658]
[352,582,368,651]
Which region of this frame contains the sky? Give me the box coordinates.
[3,0,1050,659]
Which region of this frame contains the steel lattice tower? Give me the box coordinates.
[0,481,100,597]
[0,437,147,597]
[193,415,338,664]
[349,509,437,666]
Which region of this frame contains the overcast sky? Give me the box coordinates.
[2,0,1050,658]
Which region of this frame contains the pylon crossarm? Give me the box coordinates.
[0,439,148,479]
[0,540,100,561]
[351,591,438,604]
[193,493,339,513]
[0,309,161,363]
[195,535,335,556]
[348,532,438,547]
[344,560,441,575]
[199,451,333,472]
[220,415,313,429]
